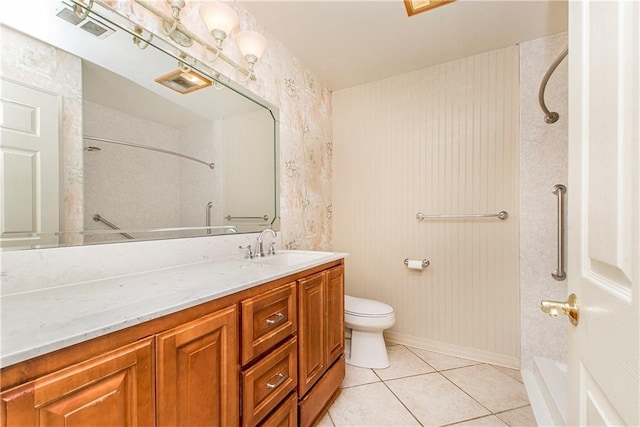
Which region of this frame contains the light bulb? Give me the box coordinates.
[236,30,268,67]
[199,2,239,48]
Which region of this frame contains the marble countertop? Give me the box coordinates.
[0,250,346,368]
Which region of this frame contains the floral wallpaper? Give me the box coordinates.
[104,0,334,251]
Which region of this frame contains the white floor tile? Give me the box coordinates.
[407,347,481,371]
[373,345,435,380]
[491,365,524,383]
[341,363,380,388]
[325,346,532,427]
[328,382,420,427]
[315,412,335,426]
[386,373,490,426]
[495,405,537,427]
[451,415,509,426]
[442,365,530,413]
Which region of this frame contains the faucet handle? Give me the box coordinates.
[268,241,276,256]
[239,245,253,259]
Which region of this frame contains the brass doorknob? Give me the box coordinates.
[540,293,579,326]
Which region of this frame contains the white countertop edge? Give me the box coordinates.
[1,251,348,368]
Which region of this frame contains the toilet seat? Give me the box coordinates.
[345,295,394,318]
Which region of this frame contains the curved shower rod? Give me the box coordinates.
[538,47,568,124]
[84,135,215,169]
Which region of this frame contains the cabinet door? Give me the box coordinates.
[156,305,239,427]
[297,272,326,397]
[0,338,154,427]
[326,266,345,365]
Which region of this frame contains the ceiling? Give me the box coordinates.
[241,0,568,91]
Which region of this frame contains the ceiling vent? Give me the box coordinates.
[56,2,115,39]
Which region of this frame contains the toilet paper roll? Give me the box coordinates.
[407,259,423,270]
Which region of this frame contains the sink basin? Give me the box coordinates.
[252,250,335,267]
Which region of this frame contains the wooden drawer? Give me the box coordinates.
[242,337,298,427]
[298,355,345,427]
[241,282,297,365]
[258,393,297,427]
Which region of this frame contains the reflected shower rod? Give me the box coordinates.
[83,135,215,169]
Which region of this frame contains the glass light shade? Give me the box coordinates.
[167,0,188,8]
[198,2,239,37]
[236,31,268,62]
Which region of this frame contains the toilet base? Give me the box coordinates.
[346,328,390,369]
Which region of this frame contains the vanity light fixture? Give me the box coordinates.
[133,0,267,81]
[72,0,94,20]
[404,0,455,16]
[199,1,238,51]
[162,0,193,47]
[235,30,268,80]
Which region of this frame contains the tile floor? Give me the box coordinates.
[317,344,536,427]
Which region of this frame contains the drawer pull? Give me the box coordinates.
[266,372,286,389]
[266,312,285,325]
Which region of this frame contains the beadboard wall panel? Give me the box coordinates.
[333,46,520,366]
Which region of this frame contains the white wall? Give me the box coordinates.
[83,101,182,241]
[222,110,275,232]
[333,46,521,367]
[519,33,568,372]
[178,120,222,231]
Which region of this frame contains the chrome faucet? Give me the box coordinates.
[255,229,277,258]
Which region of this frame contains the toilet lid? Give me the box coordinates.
[344,295,394,318]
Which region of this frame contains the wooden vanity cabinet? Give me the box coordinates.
[297,265,345,426]
[0,338,154,427]
[0,259,345,427]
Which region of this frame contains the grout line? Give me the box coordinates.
[404,345,482,373]
[438,363,495,415]
[326,410,336,427]
[378,375,425,427]
[439,413,505,427]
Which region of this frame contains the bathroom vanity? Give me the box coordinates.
[0,251,346,427]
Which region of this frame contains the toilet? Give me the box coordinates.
[344,294,395,369]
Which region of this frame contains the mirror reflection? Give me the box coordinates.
[0,0,279,250]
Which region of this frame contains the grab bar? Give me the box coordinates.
[552,185,566,280]
[93,214,135,240]
[225,214,269,221]
[206,202,213,235]
[416,211,509,221]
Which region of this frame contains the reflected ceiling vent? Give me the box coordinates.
[155,64,212,95]
[56,2,115,39]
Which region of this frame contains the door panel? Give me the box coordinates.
[568,1,639,425]
[0,78,60,247]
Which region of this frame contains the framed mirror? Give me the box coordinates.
[0,0,279,250]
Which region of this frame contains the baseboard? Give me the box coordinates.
[383,331,520,369]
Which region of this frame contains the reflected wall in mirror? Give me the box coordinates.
[0,0,279,250]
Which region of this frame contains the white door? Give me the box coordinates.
[0,78,60,248]
[567,0,639,425]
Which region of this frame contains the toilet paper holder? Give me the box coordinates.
[404,258,430,268]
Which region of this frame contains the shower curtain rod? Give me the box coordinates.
[84,135,216,169]
[538,47,568,124]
